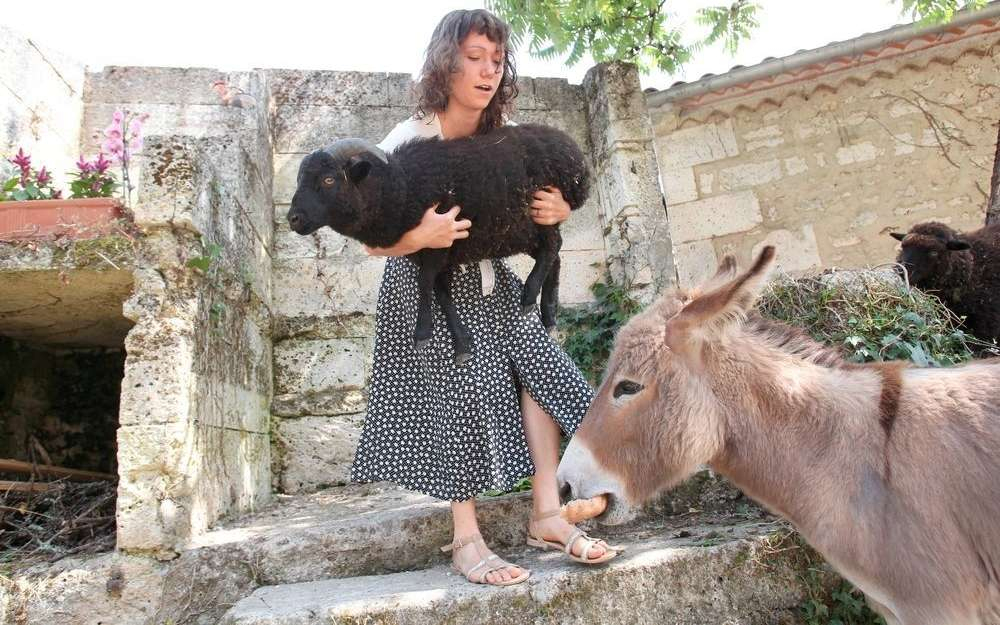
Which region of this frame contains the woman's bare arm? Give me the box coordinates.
[364,204,473,256]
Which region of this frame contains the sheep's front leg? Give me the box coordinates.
[434,268,474,366]
[523,227,560,318]
[413,260,439,353]
[539,254,561,333]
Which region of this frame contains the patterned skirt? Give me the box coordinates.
[350,256,594,501]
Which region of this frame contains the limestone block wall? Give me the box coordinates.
[82,68,275,557]
[584,62,676,302]
[0,25,85,191]
[648,16,1000,288]
[267,71,610,493]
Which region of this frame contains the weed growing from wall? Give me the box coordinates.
[557,276,643,385]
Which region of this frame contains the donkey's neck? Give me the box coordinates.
[709,349,891,538]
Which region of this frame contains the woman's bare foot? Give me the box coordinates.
[528,513,609,560]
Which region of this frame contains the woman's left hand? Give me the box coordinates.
[531,186,571,225]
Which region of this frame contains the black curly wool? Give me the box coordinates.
[892,221,1000,343]
[287,123,591,363]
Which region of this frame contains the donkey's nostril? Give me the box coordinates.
[558,481,572,501]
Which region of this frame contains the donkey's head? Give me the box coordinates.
[557,246,777,524]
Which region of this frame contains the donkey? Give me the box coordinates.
[557,246,1000,625]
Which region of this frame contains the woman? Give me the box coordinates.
[350,8,616,586]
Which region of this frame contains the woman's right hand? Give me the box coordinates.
[410,204,472,249]
[363,204,472,256]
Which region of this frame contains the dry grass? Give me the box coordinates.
[758,266,999,366]
[0,479,116,575]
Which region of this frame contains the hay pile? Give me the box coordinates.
[758,267,998,365]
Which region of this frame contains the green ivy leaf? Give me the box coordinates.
[186,256,212,272]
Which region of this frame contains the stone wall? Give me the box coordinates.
[82,67,276,556]
[648,16,1000,288]
[0,25,85,192]
[267,70,616,493]
[585,63,676,302]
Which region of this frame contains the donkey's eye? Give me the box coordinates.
[613,380,644,399]
[321,176,336,187]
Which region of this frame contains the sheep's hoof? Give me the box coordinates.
[414,337,431,352]
[454,352,473,367]
[544,324,557,337]
[522,303,538,316]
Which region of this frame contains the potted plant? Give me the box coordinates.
[0,110,147,241]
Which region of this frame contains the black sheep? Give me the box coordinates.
[286,123,590,364]
[890,221,1000,343]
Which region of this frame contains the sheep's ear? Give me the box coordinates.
[346,156,372,184]
[890,232,906,241]
[947,239,971,251]
[665,246,776,351]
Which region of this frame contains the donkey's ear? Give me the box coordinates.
[692,254,738,296]
[666,246,776,348]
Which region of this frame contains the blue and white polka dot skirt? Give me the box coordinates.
[350,256,594,501]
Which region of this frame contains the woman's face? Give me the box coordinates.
[447,31,504,113]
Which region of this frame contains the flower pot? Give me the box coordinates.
[0,198,125,241]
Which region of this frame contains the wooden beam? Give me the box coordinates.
[0,480,60,493]
[0,459,116,481]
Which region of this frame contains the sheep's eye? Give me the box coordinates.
[928,251,939,258]
[613,380,643,399]
[321,176,336,187]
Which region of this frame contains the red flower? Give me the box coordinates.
[11,148,30,171]
[76,155,93,173]
[94,152,111,173]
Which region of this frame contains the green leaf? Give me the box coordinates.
[901,311,926,327]
[186,256,212,272]
[909,342,929,367]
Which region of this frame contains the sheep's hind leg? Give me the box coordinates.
[539,255,560,334]
[434,269,474,366]
[523,229,560,317]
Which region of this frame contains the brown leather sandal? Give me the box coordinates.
[441,533,530,586]
[526,509,621,565]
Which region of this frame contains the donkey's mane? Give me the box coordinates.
[743,314,849,369]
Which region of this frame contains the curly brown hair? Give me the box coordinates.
[415,9,518,135]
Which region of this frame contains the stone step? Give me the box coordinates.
[219,520,815,625]
[11,473,756,625]
[179,482,533,583]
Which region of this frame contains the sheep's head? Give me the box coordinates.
[287,139,389,239]
[889,221,971,285]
